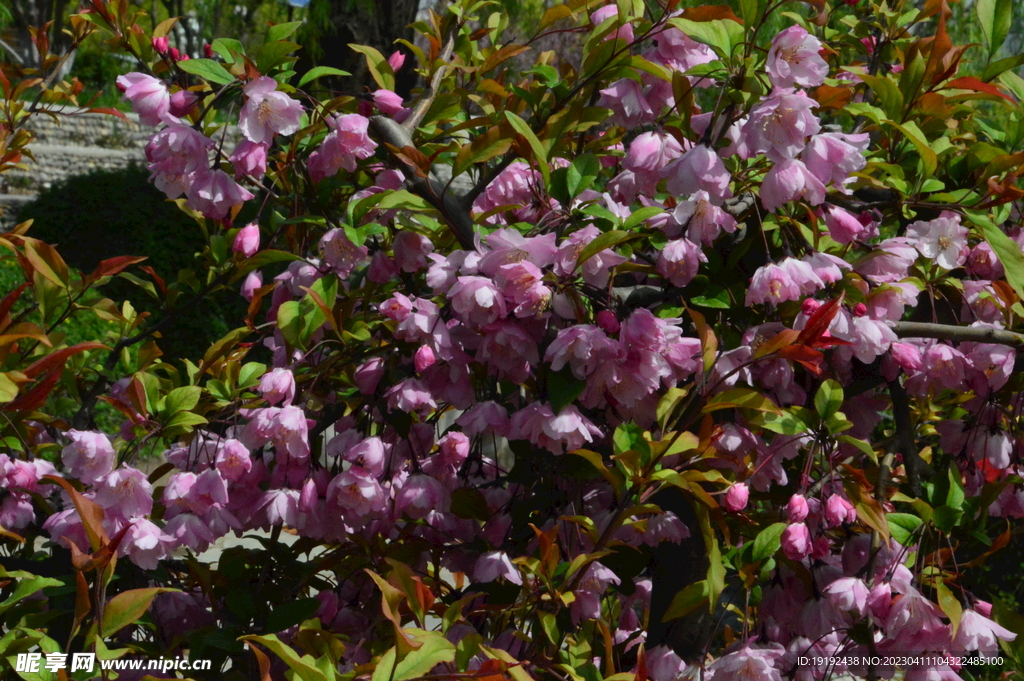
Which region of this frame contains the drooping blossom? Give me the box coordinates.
[307,114,378,181]
[117,73,171,126]
[657,238,706,287]
[229,140,268,179]
[186,169,255,220]
[238,76,304,144]
[766,26,829,89]
[761,158,827,212]
[662,144,732,203]
[802,132,869,189]
[233,223,260,258]
[745,89,821,161]
[61,430,115,486]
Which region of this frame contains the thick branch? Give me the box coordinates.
[892,321,1024,349]
[369,115,476,249]
[888,379,929,498]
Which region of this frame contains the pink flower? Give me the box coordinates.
[553,226,627,287]
[120,518,174,569]
[760,158,827,211]
[545,325,614,379]
[456,401,508,437]
[787,494,809,522]
[241,271,262,301]
[623,131,683,194]
[495,261,551,317]
[647,26,716,75]
[229,140,268,179]
[662,144,732,203]
[824,494,856,527]
[238,76,304,144]
[215,439,252,482]
[670,190,737,244]
[591,4,634,42]
[767,26,829,89]
[745,89,821,161]
[169,89,198,118]
[373,89,407,119]
[116,73,171,126]
[475,551,522,585]
[307,114,377,181]
[824,576,869,616]
[906,211,969,270]
[708,642,785,681]
[722,482,749,512]
[855,237,919,283]
[414,344,436,373]
[395,474,449,519]
[597,78,654,128]
[802,132,869,189]
[393,231,434,273]
[62,430,115,486]
[327,470,386,517]
[746,262,800,306]
[233,223,260,258]
[448,276,506,327]
[259,368,295,406]
[321,228,369,277]
[145,123,214,199]
[954,609,1016,653]
[967,242,1004,279]
[824,204,870,244]
[384,378,437,415]
[781,522,811,560]
[508,403,601,454]
[186,169,254,220]
[96,466,153,518]
[354,357,385,394]
[657,238,706,287]
[388,51,406,71]
[923,343,968,390]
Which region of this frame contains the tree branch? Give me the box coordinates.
[369,115,477,249]
[892,321,1024,349]
[887,379,928,498]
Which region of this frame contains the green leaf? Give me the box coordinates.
[622,205,663,230]
[752,522,787,562]
[937,580,963,636]
[210,38,244,63]
[814,379,843,420]
[691,284,731,308]
[860,75,904,119]
[242,634,329,681]
[667,17,743,59]
[257,41,301,74]
[504,111,550,186]
[101,588,176,639]
[238,362,267,388]
[0,575,63,615]
[538,611,559,644]
[162,385,201,415]
[932,505,963,532]
[277,300,305,350]
[453,127,513,177]
[566,153,601,198]
[349,44,395,90]
[371,632,456,681]
[945,465,965,510]
[661,580,709,621]
[267,20,303,42]
[887,513,923,546]
[297,66,351,87]
[975,214,1024,302]
[576,230,645,269]
[702,387,782,415]
[977,0,1012,56]
[177,58,235,85]
[886,120,937,178]
[548,367,586,412]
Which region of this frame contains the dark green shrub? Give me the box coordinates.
[16,165,247,361]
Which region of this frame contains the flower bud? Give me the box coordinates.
[596,310,620,334]
[781,522,811,560]
[786,494,809,522]
[233,223,260,258]
[414,345,436,373]
[387,50,406,71]
[169,89,198,118]
[204,43,214,59]
[152,36,169,54]
[722,482,749,512]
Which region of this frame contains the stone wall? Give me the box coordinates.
[0,106,239,227]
